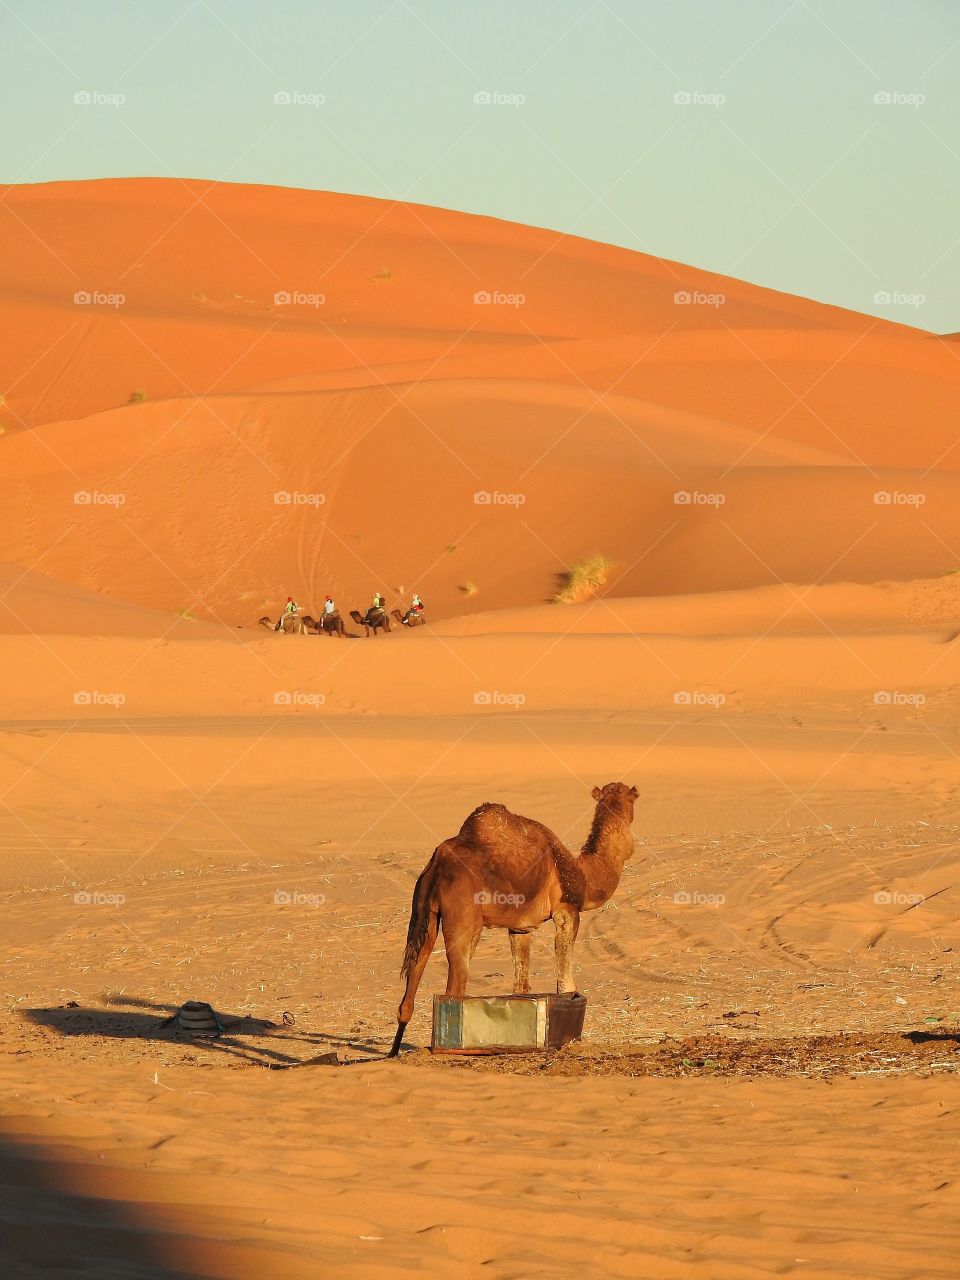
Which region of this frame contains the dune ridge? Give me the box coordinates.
[2,179,960,625]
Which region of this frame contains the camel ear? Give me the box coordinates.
[629,786,639,801]
[591,786,602,800]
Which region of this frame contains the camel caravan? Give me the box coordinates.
[389,781,638,1056]
[259,592,425,637]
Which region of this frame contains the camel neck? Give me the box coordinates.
[580,803,634,907]
[582,804,632,859]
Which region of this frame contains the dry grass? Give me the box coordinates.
[552,553,613,604]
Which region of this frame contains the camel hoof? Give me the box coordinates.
[388,1022,408,1058]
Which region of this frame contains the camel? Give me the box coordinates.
[389,781,638,1056]
[350,607,391,637]
[391,608,425,629]
[258,614,320,636]
[317,611,349,637]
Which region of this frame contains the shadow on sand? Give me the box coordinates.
[24,995,392,1068]
[0,1130,213,1278]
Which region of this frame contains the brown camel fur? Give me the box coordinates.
[317,611,349,637]
[350,607,391,636]
[258,614,319,636]
[391,608,425,628]
[389,781,638,1055]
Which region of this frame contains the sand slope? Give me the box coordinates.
[2,1065,958,1279]
[2,179,960,623]
[0,561,240,639]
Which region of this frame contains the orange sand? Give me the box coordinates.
[1,180,958,1279]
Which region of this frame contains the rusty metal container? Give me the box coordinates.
[431,992,587,1054]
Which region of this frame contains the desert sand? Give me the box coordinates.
[1,179,958,1279]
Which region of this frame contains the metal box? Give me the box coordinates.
[431,992,587,1054]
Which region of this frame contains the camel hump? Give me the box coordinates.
[457,802,509,838]
[467,801,508,819]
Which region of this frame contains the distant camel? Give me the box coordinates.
[389,781,638,1056]
[317,611,350,638]
[350,607,391,637]
[391,608,425,629]
[258,614,320,636]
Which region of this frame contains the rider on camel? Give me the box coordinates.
[368,591,386,625]
[403,592,424,624]
[275,596,300,632]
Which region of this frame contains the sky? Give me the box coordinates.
[1,0,958,331]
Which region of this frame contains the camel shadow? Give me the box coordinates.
[24,996,389,1069]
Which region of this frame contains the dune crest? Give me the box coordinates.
[1,179,959,622]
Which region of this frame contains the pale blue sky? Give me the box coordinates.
[1,0,958,330]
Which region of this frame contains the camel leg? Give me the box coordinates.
[441,912,481,998]
[390,908,440,1057]
[509,931,532,994]
[553,906,580,994]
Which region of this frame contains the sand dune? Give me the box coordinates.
[2,179,960,625]
[2,380,959,621]
[0,561,241,639]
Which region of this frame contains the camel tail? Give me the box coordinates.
[391,853,442,1056]
[401,857,440,979]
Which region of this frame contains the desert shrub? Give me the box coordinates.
[552,553,613,604]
